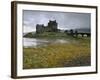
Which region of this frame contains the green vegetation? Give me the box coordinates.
[23,32,34,38]
[24,32,70,38]
[23,37,90,69]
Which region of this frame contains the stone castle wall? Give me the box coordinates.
[36,20,58,33]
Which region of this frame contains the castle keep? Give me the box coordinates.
[36,20,58,33]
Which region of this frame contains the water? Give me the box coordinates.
[23,38,70,48]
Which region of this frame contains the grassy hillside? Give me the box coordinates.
[23,32,72,38]
[23,38,90,69]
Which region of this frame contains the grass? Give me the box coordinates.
[23,37,91,69]
[24,32,72,39]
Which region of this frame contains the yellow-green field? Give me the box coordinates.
[23,38,90,69]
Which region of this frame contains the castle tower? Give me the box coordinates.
[36,24,44,33]
[36,20,58,34]
[48,20,58,32]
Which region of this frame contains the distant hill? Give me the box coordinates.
[76,28,90,33]
[23,32,36,38]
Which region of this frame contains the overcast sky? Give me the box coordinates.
[23,10,91,33]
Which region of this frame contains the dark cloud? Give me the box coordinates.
[23,10,91,33]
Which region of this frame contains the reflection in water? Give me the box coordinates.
[23,38,70,48]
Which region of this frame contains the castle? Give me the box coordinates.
[36,20,58,33]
